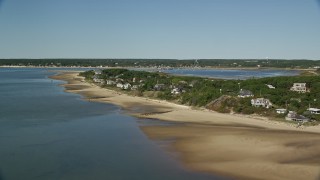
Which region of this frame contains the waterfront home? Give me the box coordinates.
[251,98,272,108]
[116,78,124,82]
[116,83,124,89]
[308,108,320,114]
[131,85,139,90]
[276,108,287,114]
[93,78,104,84]
[154,84,165,91]
[290,83,307,93]
[285,111,309,122]
[106,80,116,85]
[266,84,275,89]
[123,83,131,90]
[171,88,181,95]
[238,89,254,98]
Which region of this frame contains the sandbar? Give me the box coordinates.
[51,72,320,180]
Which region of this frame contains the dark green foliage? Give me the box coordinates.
[1,59,320,69]
[79,70,95,80]
[79,68,320,120]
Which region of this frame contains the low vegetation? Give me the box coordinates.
[1,58,320,69]
[80,68,320,122]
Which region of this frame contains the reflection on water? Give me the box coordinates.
[0,68,224,180]
[162,68,299,79]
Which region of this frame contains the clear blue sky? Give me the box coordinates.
[0,0,319,59]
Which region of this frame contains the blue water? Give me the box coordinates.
[0,68,224,180]
[160,68,299,80]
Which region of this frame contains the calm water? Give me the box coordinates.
[160,68,299,79]
[0,68,226,180]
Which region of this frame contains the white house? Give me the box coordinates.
[171,88,181,95]
[285,111,309,122]
[266,84,275,89]
[131,85,139,90]
[154,84,165,91]
[116,83,124,88]
[308,108,320,114]
[251,98,272,108]
[106,80,116,85]
[276,108,287,114]
[123,83,131,90]
[238,89,254,98]
[93,78,104,84]
[290,83,307,93]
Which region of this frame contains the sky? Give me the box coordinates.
[0,0,319,59]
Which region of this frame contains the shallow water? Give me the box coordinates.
[0,68,224,180]
[135,68,299,80]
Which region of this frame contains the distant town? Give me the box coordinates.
[1,59,320,70]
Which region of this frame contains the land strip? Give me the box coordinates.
[51,71,320,180]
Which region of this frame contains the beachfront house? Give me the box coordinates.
[266,84,275,89]
[171,88,181,95]
[276,108,287,114]
[285,111,309,122]
[290,83,307,93]
[131,85,139,91]
[116,83,124,89]
[93,78,104,84]
[308,108,320,114]
[154,84,165,91]
[251,98,272,108]
[122,83,131,90]
[238,89,254,98]
[106,80,116,85]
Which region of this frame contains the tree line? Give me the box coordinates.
[80,68,320,122]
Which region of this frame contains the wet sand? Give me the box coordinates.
[51,72,320,180]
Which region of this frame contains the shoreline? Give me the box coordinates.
[51,71,320,180]
[0,65,314,71]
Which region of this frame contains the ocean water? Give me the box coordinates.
[0,68,223,180]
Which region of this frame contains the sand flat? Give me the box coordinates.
[52,72,320,180]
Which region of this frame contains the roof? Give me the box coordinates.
[308,108,320,111]
[239,89,253,95]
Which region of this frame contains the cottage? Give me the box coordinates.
[106,80,116,85]
[266,84,275,89]
[131,85,139,90]
[122,83,131,90]
[116,78,124,83]
[171,88,181,95]
[251,98,272,108]
[308,108,320,114]
[116,83,124,88]
[154,84,165,91]
[93,78,104,84]
[276,108,287,114]
[238,89,254,98]
[290,83,307,93]
[285,111,309,122]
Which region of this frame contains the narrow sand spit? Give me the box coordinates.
[52,72,320,180]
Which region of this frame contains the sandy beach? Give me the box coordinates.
[52,72,320,180]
